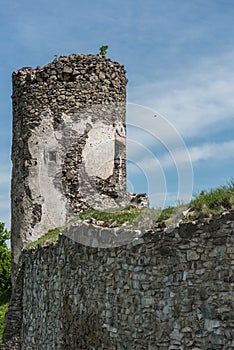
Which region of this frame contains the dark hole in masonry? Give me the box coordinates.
[49,151,57,162]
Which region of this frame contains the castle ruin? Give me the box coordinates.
[11,54,128,272]
[3,55,234,350]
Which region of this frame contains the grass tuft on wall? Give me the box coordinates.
[189,179,234,217]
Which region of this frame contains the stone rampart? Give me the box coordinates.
[3,211,234,349]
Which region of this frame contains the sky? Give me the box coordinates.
[0,0,234,228]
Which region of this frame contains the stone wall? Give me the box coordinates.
[11,54,127,270]
[3,210,234,349]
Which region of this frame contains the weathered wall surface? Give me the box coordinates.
[3,211,234,349]
[11,54,127,268]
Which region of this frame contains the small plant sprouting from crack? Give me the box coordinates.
[99,45,108,57]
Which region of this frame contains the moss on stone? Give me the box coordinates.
[26,227,62,248]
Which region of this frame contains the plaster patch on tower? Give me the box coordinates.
[82,122,115,179]
[28,114,67,241]
[27,112,100,236]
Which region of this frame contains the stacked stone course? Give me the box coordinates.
[3,211,234,349]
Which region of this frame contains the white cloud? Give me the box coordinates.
[188,140,234,163]
[130,140,234,173]
[129,51,234,139]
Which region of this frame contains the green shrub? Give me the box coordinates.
[0,223,11,342]
[0,223,11,294]
[0,289,10,341]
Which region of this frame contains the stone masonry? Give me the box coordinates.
[11,54,128,272]
[2,211,234,349]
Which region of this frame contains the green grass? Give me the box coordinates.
[77,205,142,227]
[26,227,62,248]
[189,179,234,217]
[157,206,175,222]
[0,289,10,341]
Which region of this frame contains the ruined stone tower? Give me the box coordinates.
[11,54,127,270]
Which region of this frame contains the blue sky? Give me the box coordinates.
[1,0,234,228]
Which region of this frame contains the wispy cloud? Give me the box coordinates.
[129,140,234,173]
[129,51,234,139]
[188,140,234,163]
